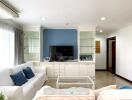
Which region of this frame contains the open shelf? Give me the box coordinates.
[79,31,95,61]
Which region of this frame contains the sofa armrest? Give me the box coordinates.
[0,86,23,100]
[94,85,117,98]
[35,67,46,73]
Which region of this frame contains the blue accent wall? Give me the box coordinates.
[43,29,78,59]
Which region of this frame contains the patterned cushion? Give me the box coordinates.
[10,71,27,86]
[23,67,35,79]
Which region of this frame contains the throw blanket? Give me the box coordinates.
[33,86,95,100]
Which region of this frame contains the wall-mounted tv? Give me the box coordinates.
[50,46,74,61]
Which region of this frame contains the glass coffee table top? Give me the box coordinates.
[57,76,95,89]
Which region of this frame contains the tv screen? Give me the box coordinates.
[50,46,74,61]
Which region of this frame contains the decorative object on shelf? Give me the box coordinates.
[96,41,100,53]
[80,55,93,61]
[0,92,5,100]
[44,57,50,62]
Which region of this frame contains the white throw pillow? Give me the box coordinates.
[25,62,35,73]
[11,65,23,74]
[0,68,14,86]
[11,62,35,74]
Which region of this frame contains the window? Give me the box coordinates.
[0,23,15,67]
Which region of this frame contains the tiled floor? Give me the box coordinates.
[95,71,132,89]
[45,71,132,89]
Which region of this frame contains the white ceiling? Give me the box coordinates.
[6,0,132,33]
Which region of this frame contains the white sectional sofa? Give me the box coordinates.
[0,62,47,100]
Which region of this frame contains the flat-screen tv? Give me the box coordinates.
[50,46,74,61]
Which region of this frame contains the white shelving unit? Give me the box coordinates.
[24,31,40,62]
[79,31,95,61]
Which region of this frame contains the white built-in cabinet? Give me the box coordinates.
[38,62,95,79]
[24,26,96,80]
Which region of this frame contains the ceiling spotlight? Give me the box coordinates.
[99,29,103,33]
[100,17,106,21]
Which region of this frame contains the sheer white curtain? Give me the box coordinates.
[0,23,15,67]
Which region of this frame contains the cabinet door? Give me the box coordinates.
[64,63,79,76]
[54,63,60,77]
[46,63,55,78]
[59,63,65,76]
[79,63,89,76]
[88,64,95,78]
[79,63,95,78]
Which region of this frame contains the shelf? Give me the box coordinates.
[80,53,95,56]
[79,31,95,62]
[24,37,40,39]
[24,46,40,47]
[80,38,94,40]
[24,52,40,54]
[80,46,95,47]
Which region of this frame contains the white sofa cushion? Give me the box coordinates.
[35,73,46,88]
[94,85,116,98]
[22,80,35,96]
[25,73,45,91]
[11,62,35,74]
[35,67,46,73]
[0,86,23,100]
[11,65,24,74]
[21,77,37,100]
[27,75,41,90]
[97,89,132,100]
[0,69,13,86]
[25,62,35,73]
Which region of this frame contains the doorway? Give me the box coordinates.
[107,37,116,74]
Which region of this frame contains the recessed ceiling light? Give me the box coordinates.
[100,17,106,21]
[99,29,103,33]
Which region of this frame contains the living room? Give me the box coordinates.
[0,0,132,100]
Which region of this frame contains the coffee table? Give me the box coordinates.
[56,76,95,89]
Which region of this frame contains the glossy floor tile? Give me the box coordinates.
[95,71,132,89]
[45,71,132,89]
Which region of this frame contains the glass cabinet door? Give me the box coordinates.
[80,31,95,61]
[24,31,40,62]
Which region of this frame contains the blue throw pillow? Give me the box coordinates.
[10,71,27,86]
[119,86,132,89]
[23,67,35,79]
